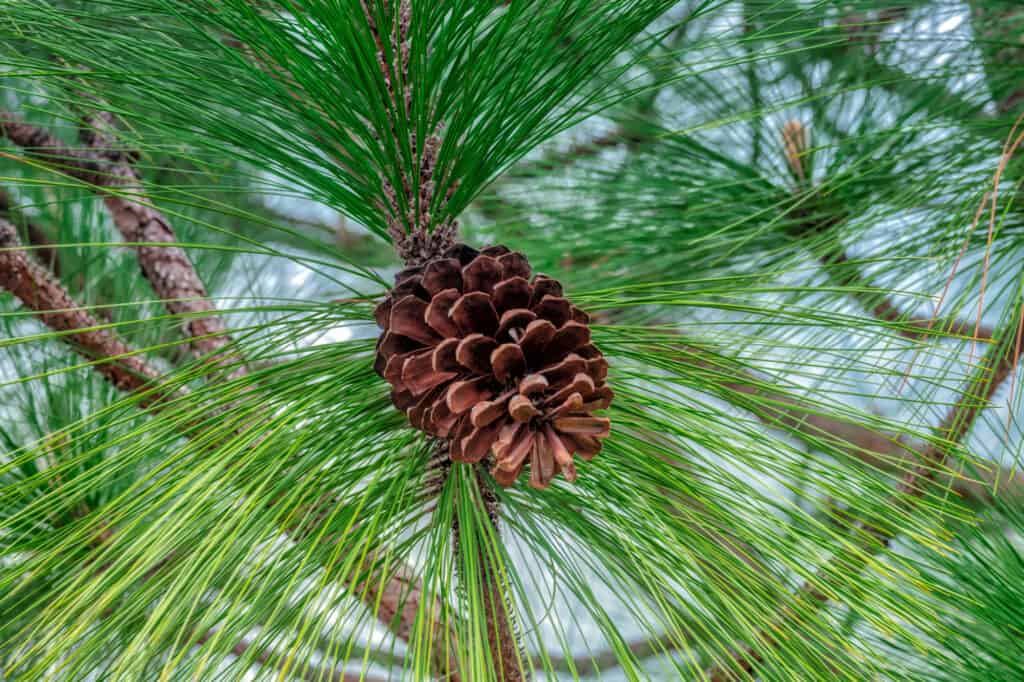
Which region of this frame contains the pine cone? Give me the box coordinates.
[374,244,612,489]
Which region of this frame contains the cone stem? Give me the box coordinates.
[475,467,527,681]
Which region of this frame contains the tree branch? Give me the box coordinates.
[474,468,526,682]
[1,111,244,375]
[0,218,172,404]
[0,188,62,277]
[780,119,994,341]
[968,2,1024,115]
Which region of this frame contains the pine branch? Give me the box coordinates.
[0,217,171,404]
[1,111,244,375]
[530,332,1021,675]
[704,307,1022,681]
[0,187,62,276]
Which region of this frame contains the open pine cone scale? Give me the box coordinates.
[374,244,612,489]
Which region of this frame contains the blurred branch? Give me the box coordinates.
[835,7,909,55]
[826,251,993,341]
[354,549,459,681]
[719,362,1023,507]
[781,119,994,341]
[763,0,992,132]
[705,303,1023,681]
[506,22,688,179]
[194,629,386,682]
[547,632,679,677]
[968,3,1024,114]
[253,201,391,264]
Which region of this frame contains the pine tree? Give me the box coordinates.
[1,1,1023,680]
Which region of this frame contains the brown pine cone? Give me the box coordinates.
[374,244,612,489]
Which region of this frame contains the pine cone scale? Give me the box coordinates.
[425,289,460,337]
[493,277,532,311]
[496,308,536,341]
[421,258,463,295]
[432,337,460,372]
[518,319,556,361]
[390,296,441,345]
[490,343,525,383]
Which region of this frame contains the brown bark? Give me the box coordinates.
[0,188,62,276]
[2,111,243,375]
[0,218,169,404]
[0,112,107,184]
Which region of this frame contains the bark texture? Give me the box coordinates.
[2,111,242,374]
[0,218,165,402]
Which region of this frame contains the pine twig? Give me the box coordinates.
[0,218,171,404]
[0,188,62,276]
[450,465,525,682]
[1,111,244,375]
[475,469,526,682]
